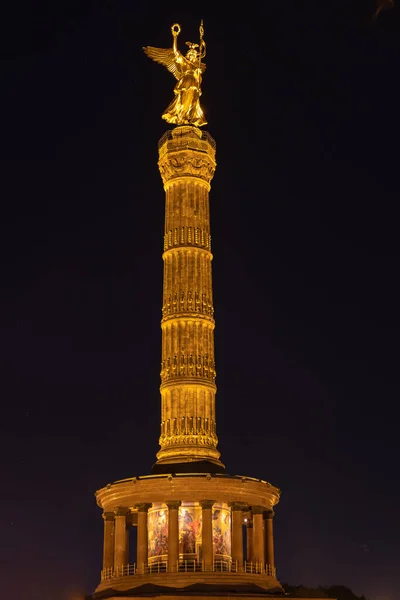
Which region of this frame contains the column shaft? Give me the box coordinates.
[252,508,265,566]
[114,510,129,567]
[230,505,244,570]
[201,500,214,570]
[264,511,275,569]
[137,505,149,573]
[167,501,181,572]
[246,523,253,562]
[102,512,115,571]
[155,127,223,470]
[125,525,130,564]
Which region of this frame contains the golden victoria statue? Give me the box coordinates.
[143,22,207,127]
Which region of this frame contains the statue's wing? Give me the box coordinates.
[143,46,182,80]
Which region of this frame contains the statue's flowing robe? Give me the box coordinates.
[162,59,207,127]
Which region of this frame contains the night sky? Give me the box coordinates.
[1,3,399,600]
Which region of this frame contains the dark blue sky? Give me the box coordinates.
[1,3,399,600]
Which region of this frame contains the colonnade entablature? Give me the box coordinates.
[96,473,280,514]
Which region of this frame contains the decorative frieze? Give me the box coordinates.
[160,416,217,440]
[159,416,217,449]
[162,290,214,318]
[160,353,216,382]
[158,152,216,186]
[164,226,211,251]
[159,431,217,449]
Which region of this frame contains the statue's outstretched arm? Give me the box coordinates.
[143,24,184,80]
[171,23,180,58]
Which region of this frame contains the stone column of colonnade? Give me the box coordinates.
[114,508,129,567]
[230,503,245,569]
[136,504,150,573]
[155,126,224,471]
[201,500,214,570]
[264,510,275,569]
[102,512,115,572]
[166,501,181,572]
[252,507,265,565]
[246,522,253,562]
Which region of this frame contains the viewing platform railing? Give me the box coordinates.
[101,560,276,581]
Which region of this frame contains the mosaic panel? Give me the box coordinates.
[179,502,202,555]
[148,506,168,558]
[212,503,231,557]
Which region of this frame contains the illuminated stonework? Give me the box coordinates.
[155,125,223,470]
[93,125,285,597]
[93,124,285,598]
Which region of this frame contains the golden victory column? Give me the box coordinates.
[91,22,326,600]
[145,21,223,474]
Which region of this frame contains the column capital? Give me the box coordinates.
[166,500,181,510]
[251,505,266,515]
[158,127,216,187]
[200,499,215,510]
[229,502,248,512]
[135,502,151,513]
[102,511,115,521]
[115,507,130,517]
[264,509,275,519]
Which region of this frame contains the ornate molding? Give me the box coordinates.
[158,152,215,186]
[158,153,215,185]
[158,128,216,187]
